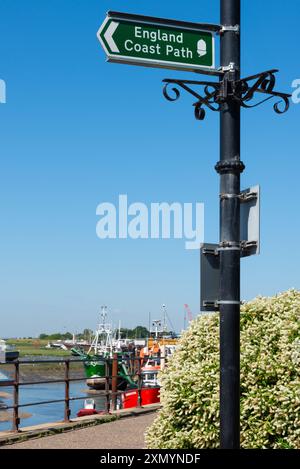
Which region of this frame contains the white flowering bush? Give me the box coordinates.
[145,290,300,449]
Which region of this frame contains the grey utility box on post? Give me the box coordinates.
[240,185,260,257]
[200,185,260,312]
[200,243,220,312]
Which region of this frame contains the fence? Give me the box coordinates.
[0,354,161,432]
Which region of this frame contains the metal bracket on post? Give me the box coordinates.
[219,25,240,34]
[240,240,258,255]
[220,62,237,73]
[219,185,260,257]
[239,190,257,203]
[162,69,291,122]
[220,191,257,202]
[202,301,217,309]
[240,185,260,257]
[218,241,241,252]
[216,300,242,305]
[202,246,219,256]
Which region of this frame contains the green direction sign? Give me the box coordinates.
[97,12,215,73]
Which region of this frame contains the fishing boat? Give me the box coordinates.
[71,306,136,390]
[119,386,160,410]
[140,305,178,367]
[118,306,179,410]
[73,304,177,396]
[118,346,162,409]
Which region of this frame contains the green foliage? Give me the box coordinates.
[38,332,73,340]
[119,326,150,339]
[132,326,150,338]
[38,326,150,341]
[145,290,300,449]
[38,334,48,340]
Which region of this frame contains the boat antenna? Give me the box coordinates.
[166,310,176,335]
[162,304,168,333]
[148,312,151,337]
[100,305,107,324]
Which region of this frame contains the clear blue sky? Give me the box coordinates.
[0,0,299,337]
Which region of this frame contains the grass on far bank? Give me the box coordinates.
[6,338,71,357]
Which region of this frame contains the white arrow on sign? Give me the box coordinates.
[104,21,120,53]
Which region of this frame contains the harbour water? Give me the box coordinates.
[0,360,106,433]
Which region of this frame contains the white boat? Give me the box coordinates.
[0,370,9,381]
[0,339,19,362]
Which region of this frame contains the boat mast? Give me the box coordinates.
[117,320,121,350]
[162,304,168,334]
[88,305,110,355]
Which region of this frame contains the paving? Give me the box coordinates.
[2,412,156,449]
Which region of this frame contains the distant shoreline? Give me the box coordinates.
[1,356,85,381]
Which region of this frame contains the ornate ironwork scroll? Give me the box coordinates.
[162,69,291,121]
[233,69,291,114]
[163,79,221,121]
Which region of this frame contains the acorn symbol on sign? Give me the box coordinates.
[197,39,207,57]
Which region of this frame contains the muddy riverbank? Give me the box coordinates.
[0,410,32,423]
